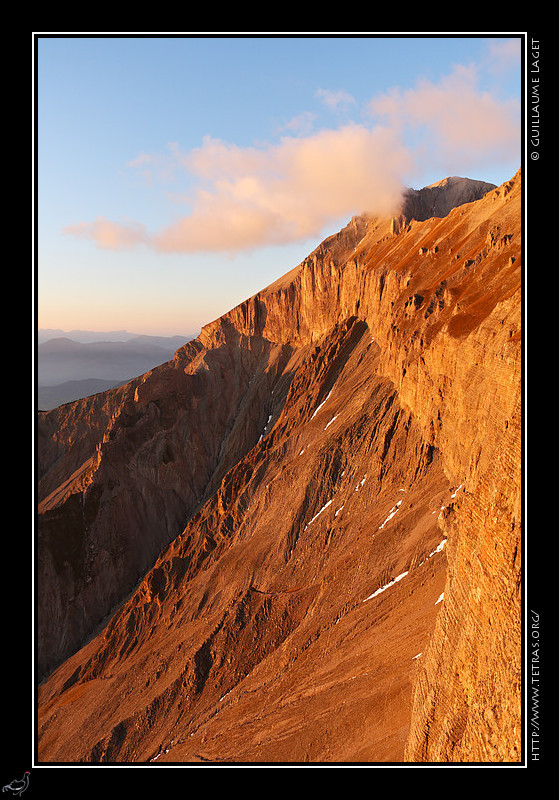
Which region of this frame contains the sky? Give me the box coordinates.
[35,34,524,338]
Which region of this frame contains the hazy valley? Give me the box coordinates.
[37,332,196,410]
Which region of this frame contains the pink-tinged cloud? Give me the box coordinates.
[64,60,520,256]
[368,63,520,174]
[152,125,413,253]
[486,38,522,73]
[65,124,413,255]
[315,88,357,112]
[63,217,149,250]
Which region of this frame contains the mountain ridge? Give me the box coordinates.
[37,333,196,410]
[37,171,521,763]
[38,329,195,344]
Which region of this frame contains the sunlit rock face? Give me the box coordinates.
[37,171,521,764]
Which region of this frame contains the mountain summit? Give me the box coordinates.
[37,171,521,763]
[400,175,496,221]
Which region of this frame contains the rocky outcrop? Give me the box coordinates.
[401,176,497,222]
[37,335,297,678]
[37,171,521,763]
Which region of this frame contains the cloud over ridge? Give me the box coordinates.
[64,54,521,256]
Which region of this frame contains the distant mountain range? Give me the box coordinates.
[36,330,197,410]
[38,328,137,345]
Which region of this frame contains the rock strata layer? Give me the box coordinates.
[37,171,522,763]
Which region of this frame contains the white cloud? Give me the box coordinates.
[315,88,357,112]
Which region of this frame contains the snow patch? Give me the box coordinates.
[258,413,273,442]
[304,499,333,530]
[429,539,447,558]
[416,539,447,569]
[354,474,367,491]
[310,390,332,420]
[324,413,339,430]
[150,740,175,761]
[378,500,402,530]
[362,537,447,606]
[363,570,409,602]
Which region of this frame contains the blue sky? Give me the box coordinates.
[36,34,523,337]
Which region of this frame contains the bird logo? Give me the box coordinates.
[2,773,30,797]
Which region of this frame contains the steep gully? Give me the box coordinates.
[36,172,521,762]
